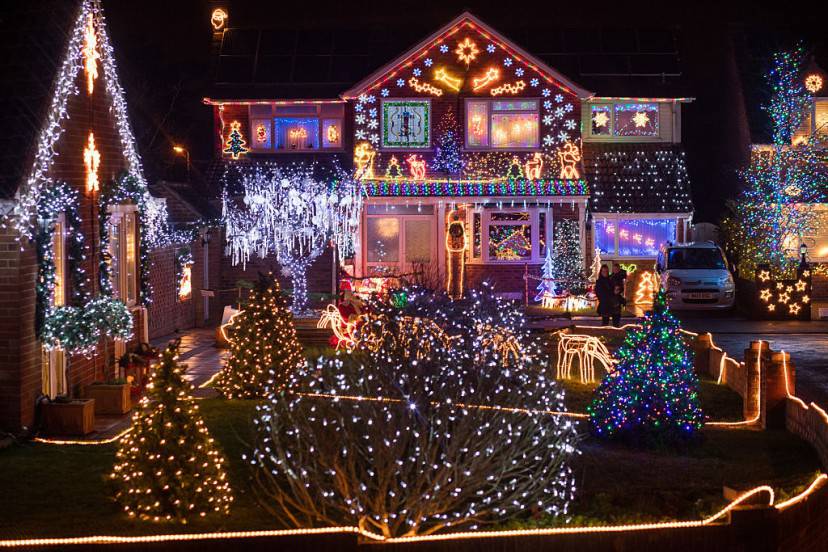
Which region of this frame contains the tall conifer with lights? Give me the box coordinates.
[721,47,825,277]
[553,219,586,295]
[588,289,704,443]
[111,339,233,522]
[215,273,305,399]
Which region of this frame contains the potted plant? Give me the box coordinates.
[41,357,96,436]
[84,376,131,415]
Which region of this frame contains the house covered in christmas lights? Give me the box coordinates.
[206,12,694,297]
[0,0,210,434]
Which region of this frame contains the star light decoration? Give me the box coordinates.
[455,37,479,66]
[592,110,610,128]
[249,285,579,537]
[757,270,811,319]
[805,74,823,94]
[221,162,364,313]
[632,111,651,128]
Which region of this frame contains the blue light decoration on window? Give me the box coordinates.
[613,103,659,137]
[617,219,675,256]
[593,219,615,254]
[273,117,319,150]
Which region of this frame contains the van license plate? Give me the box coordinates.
[688,292,714,299]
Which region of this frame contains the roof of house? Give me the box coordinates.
[584,142,693,214]
[0,0,81,198]
[208,11,690,102]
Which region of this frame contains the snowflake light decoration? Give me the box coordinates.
[439,44,449,53]
[515,67,524,76]
[542,88,551,97]
[530,78,539,87]
[424,58,433,67]
[380,88,389,97]
[413,68,422,76]
[486,43,496,53]
[632,111,651,128]
[503,57,513,67]
[565,119,577,130]
[396,78,405,87]
[555,94,564,103]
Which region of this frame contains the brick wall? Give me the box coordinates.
[146,245,196,339]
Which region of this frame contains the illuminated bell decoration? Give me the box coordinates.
[82,13,99,95]
[83,132,100,193]
[455,37,479,66]
[406,154,427,179]
[805,74,823,94]
[433,68,462,91]
[211,8,228,30]
[557,141,581,179]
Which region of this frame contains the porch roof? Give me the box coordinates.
[361,179,588,198]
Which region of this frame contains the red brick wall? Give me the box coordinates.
[146,245,196,339]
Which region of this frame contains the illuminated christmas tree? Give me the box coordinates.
[588,289,704,443]
[506,156,523,180]
[553,219,585,295]
[111,339,233,522]
[432,107,463,174]
[721,47,824,278]
[215,273,304,399]
[223,121,249,159]
[535,246,557,306]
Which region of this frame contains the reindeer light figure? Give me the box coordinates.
[317,304,359,350]
[406,154,427,179]
[354,142,376,180]
[524,152,544,180]
[557,141,581,180]
[556,333,614,384]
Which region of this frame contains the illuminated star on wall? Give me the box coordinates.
[632,111,650,128]
[455,37,479,66]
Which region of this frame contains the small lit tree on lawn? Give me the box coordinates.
[535,246,557,307]
[111,339,233,522]
[588,289,704,443]
[215,273,304,399]
[249,286,578,537]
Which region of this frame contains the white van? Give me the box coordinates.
[656,242,735,310]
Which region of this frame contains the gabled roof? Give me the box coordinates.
[341,12,593,100]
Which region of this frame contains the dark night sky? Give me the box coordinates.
[102,0,827,222]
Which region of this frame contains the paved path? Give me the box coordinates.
[151,327,225,397]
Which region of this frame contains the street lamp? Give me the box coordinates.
[799,243,808,271]
[173,145,190,182]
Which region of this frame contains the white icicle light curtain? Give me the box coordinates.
[222,163,364,268]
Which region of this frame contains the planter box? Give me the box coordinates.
[84,383,132,415]
[42,399,95,436]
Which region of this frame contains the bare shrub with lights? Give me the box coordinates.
[110,339,233,522]
[249,286,578,537]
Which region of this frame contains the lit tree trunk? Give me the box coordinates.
[280,248,322,315]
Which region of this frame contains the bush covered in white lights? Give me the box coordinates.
[249,286,578,537]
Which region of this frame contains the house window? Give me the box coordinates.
[472,208,551,263]
[248,104,344,151]
[465,99,539,149]
[42,215,67,398]
[108,209,139,306]
[613,103,659,137]
[590,105,612,136]
[381,100,431,149]
[365,204,435,273]
[594,217,677,257]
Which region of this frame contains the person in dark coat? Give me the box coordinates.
[595,265,616,326]
[611,263,627,295]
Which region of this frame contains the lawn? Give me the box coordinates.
[0,387,820,539]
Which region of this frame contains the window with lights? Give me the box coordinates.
[248,104,343,151]
[364,204,436,274]
[469,207,551,263]
[464,99,540,150]
[594,217,677,258]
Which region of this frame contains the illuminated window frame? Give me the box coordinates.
[469,206,551,264]
[363,204,437,275]
[380,99,432,150]
[463,98,540,151]
[42,214,67,398]
[246,104,344,152]
[592,214,684,259]
[107,205,140,307]
[586,101,664,141]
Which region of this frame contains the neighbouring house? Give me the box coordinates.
[205,12,695,301]
[0,0,212,434]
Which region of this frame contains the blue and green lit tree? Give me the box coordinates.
[588,289,704,443]
[722,48,825,278]
[432,107,463,175]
